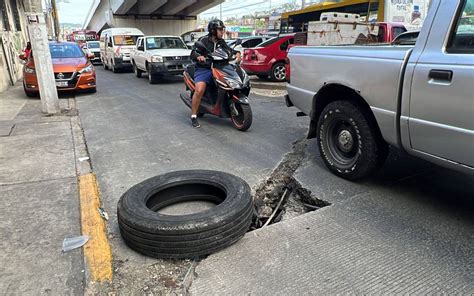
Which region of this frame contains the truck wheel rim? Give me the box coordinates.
[326,117,358,167]
[274,66,286,80]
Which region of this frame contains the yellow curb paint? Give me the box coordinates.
[79,173,113,282]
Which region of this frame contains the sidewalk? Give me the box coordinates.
[0,84,84,294]
[191,165,474,294]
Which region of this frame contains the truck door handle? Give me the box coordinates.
[429,69,453,82]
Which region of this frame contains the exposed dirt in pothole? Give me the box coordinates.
[250,139,330,229]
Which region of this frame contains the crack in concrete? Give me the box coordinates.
[251,138,330,228]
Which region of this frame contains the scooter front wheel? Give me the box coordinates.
[230,104,252,131]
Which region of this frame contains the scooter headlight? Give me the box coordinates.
[225,78,242,89]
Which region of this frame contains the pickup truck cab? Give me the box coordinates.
[286,0,474,180]
[130,35,192,84]
[83,41,101,64]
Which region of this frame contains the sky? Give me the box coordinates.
[57,0,306,26]
[56,0,94,25]
[200,0,301,19]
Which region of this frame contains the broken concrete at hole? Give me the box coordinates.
[251,139,330,229]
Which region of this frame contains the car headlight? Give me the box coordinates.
[78,64,93,74]
[225,78,242,89]
[24,66,35,74]
[151,55,164,63]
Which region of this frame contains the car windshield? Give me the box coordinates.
[49,43,84,58]
[146,37,187,49]
[258,36,283,47]
[113,35,140,46]
[87,42,100,49]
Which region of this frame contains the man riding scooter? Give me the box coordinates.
[189,19,241,128]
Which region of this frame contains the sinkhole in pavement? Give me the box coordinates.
[249,139,330,230]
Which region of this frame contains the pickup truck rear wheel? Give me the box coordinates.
[317,101,388,180]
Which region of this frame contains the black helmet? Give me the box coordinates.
[208,19,225,36]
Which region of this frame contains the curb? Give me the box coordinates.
[70,98,113,284]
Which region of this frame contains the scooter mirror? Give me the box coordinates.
[234,39,242,46]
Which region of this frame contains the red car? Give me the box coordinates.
[241,34,294,82]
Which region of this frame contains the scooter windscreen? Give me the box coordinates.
[211,47,230,61]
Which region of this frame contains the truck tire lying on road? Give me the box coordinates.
[317,100,388,180]
[117,170,254,259]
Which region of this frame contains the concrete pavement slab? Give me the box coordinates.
[191,169,474,294]
[0,178,84,295]
[0,84,27,121]
[0,120,14,136]
[0,117,76,185]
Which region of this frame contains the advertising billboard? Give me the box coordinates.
[386,0,432,30]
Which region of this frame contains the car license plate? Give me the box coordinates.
[56,81,68,87]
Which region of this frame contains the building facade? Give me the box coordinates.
[0,0,28,94]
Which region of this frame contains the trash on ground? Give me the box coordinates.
[98,207,109,221]
[78,157,90,162]
[62,235,89,252]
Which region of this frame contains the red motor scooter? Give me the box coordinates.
[180,40,253,131]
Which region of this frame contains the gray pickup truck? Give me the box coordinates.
[286,0,473,180]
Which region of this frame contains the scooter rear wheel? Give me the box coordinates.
[231,104,252,131]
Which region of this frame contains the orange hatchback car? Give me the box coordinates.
[22,41,96,97]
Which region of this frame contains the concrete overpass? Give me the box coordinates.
[84,0,224,35]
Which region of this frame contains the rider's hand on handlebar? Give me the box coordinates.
[235,52,242,64]
[197,56,207,63]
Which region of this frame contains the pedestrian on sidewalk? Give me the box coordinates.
[22,42,32,59]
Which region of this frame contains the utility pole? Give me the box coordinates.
[219,4,222,20]
[24,0,60,114]
[51,0,60,41]
[301,0,306,9]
